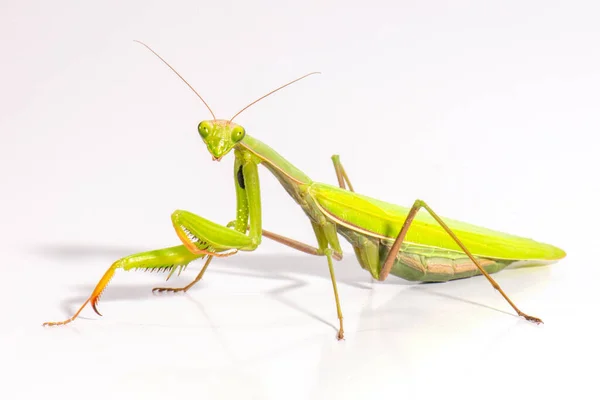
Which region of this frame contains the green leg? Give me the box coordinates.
[43,245,203,326]
[171,211,347,339]
[252,224,345,338]
[171,157,263,256]
[171,209,258,254]
[311,220,345,340]
[44,154,263,327]
[249,222,347,339]
[325,248,344,340]
[380,199,543,324]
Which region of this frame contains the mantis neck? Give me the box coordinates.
[238,134,313,185]
[237,134,313,206]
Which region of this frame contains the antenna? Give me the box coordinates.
[133,40,217,120]
[229,72,320,122]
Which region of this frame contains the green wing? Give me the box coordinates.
[309,183,566,261]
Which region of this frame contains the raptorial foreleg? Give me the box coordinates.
[43,245,202,326]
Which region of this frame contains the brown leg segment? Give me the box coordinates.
[261,224,345,339]
[331,155,355,192]
[261,228,342,261]
[153,256,214,293]
[42,299,91,326]
[380,199,543,324]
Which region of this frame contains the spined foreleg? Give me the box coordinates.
[42,245,202,326]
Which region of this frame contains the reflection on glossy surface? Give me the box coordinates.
[5,245,587,399]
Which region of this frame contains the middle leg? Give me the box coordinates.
[261,228,342,261]
[312,220,345,339]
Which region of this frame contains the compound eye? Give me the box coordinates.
[231,126,246,142]
[198,121,210,138]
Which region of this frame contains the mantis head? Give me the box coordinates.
[133,40,319,162]
[198,120,245,161]
[194,67,318,161]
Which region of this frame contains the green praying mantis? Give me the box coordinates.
[43,41,566,339]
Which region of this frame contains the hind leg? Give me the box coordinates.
[331,155,355,192]
[380,199,542,324]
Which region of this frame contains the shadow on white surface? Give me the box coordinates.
[0,243,588,399]
[35,243,526,328]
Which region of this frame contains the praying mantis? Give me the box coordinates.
[43,41,566,339]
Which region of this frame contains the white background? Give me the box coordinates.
[1,1,599,399]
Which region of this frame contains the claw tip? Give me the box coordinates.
[91,299,103,316]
